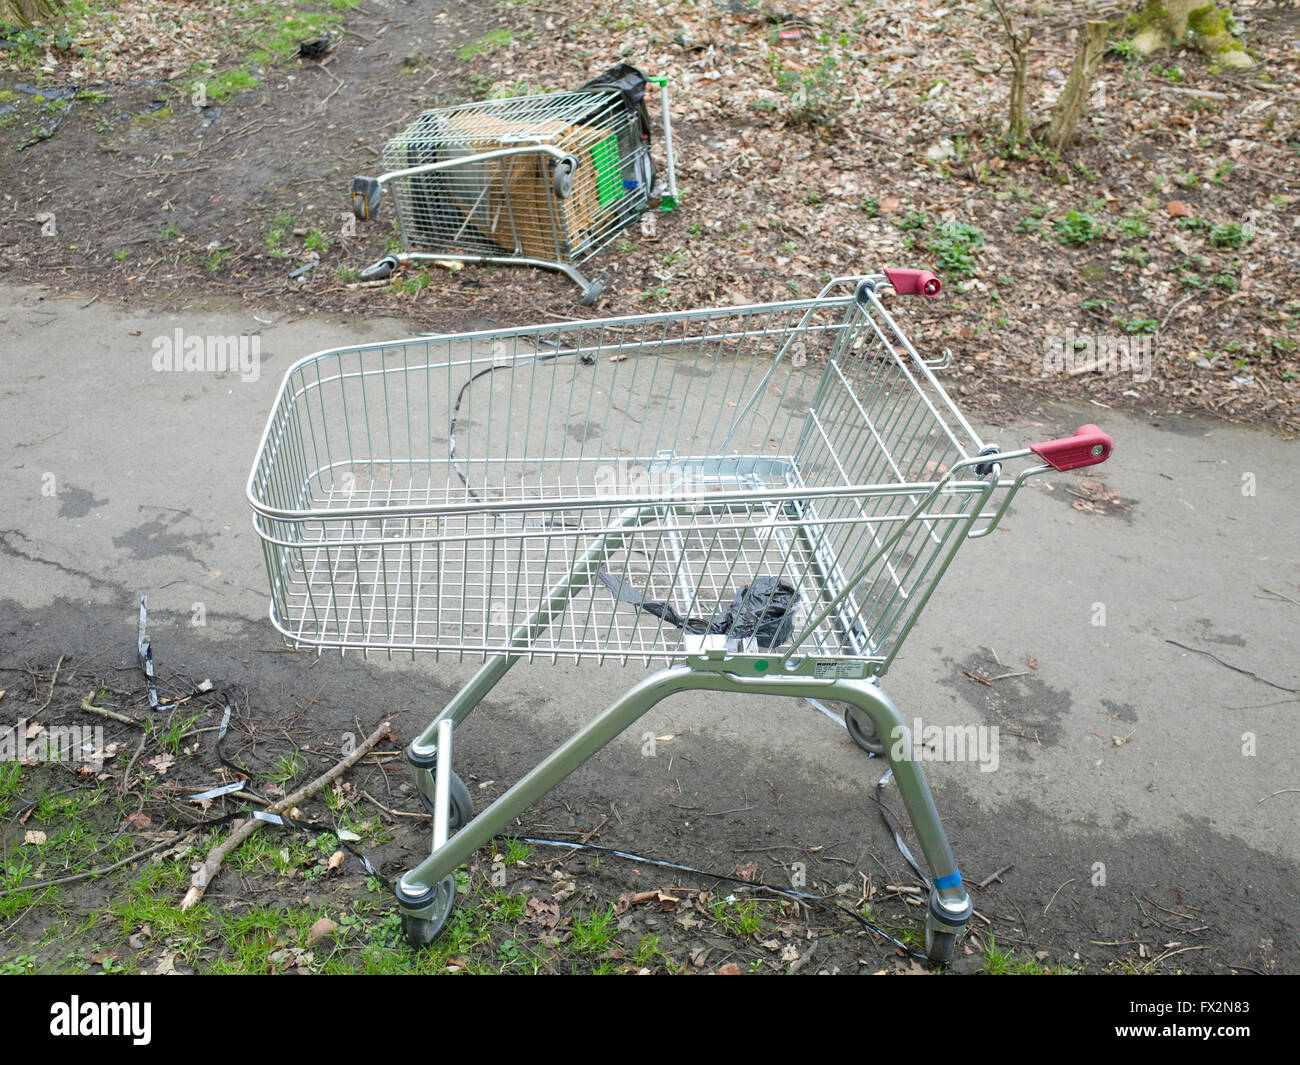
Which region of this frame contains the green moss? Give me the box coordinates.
[1187,5,1227,37]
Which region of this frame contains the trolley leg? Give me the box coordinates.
[397,664,704,916]
[406,653,518,816]
[398,665,970,964]
[831,678,972,962]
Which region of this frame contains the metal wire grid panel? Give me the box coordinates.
[385,89,649,266]
[248,279,997,669]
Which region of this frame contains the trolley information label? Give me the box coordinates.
[813,660,865,679]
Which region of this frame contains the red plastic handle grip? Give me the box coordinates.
[883,267,941,298]
[1030,424,1114,471]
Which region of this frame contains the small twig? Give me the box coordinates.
[35,655,65,714]
[1043,877,1075,915]
[118,733,148,798]
[1227,698,1298,710]
[80,691,145,727]
[1258,789,1300,805]
[1142,944,1211,971]
[360,789,426,820]
[1165,640,1297,693]
[1142,896,1195,921]
[977,863,1015,889]
[1157,293,1194,339]
[1259,587,1300,608]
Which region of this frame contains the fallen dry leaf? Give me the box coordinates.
[526,896,560,929]
[306,917,339,945]
[716,962,741,975]
[23,830,46,845]
[326,850,345,873]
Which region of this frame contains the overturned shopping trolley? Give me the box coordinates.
[350,64,678,305]
[247,269,1113,962]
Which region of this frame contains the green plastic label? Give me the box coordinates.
[590,134,624,206]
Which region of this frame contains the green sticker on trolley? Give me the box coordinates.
[591,134,624,206]
[754,659,769,672]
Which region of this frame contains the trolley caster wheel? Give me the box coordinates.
[579,279,604,307]
[844,705,886,756]
[925,927,957,965]
[553,153,579,199]
[416,769,475,830]
[400,875,456,946]
[359,255,398,282]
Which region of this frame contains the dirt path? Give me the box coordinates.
[2,0,1297,431]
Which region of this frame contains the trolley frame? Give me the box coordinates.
[247,272,1112,962]
[350,78,678,304]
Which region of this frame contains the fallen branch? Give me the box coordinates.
[180,720,393,910]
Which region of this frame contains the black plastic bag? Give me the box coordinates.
[577,63,653,143]
[599,571,798,650]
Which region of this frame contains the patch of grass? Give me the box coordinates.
[206,68,260,103]
[709,893,770,938]
[153,709,203,753]
[1053,210,1103,246]
[1116,213,1150,239]
[567,903,617,956]
[110,860,210,945]
[458,28,512,62]
[928,220,986,279]
[1209,222,1251,249]
[265,211,293,257]
[304,229,329,254]
[898,208,931,231]
[0,762,21,820]
[981,935,1071,974]
[1114,316,1157,336]
[633,932,670,969]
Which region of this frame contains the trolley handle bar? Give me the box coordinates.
[1029,424,1113,471]
[883,267,941,298]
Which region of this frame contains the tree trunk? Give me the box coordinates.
[1045,21,1109,155]
[0,0,63,27]
[1131,1,1253,68]
[992,1,1033,145]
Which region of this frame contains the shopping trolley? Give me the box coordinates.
[247,269,1113,963]
[350,64,679,305]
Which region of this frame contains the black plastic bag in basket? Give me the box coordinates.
[599,571,798,650]
[577,63,653,143]
[710,578,798,650]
